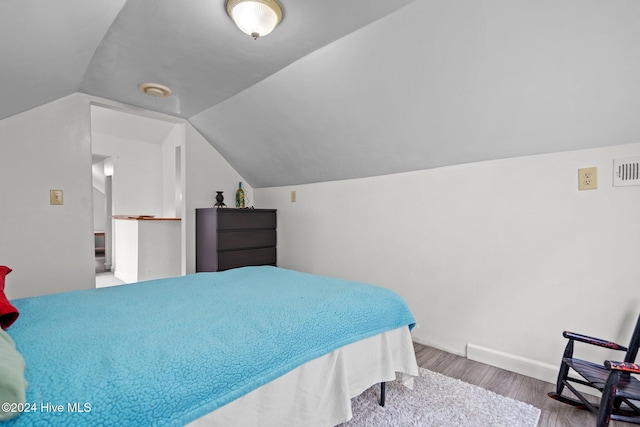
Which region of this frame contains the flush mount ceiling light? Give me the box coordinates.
[226,0,283,40]
[139,83,172,98]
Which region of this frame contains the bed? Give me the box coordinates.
[1,266,418,426]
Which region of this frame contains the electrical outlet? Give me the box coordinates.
[578,167,597,191]
[50,189,64,205]
[290,191,296,202]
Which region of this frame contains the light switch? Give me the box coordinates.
[50,189,63,205]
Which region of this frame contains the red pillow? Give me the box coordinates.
[0,266,19,329]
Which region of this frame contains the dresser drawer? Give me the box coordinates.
[218,247,277,271]
[218,229,276,251]
[217,210,276,230]
[196,208,277,273]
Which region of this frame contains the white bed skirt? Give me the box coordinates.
[188,326,418,427]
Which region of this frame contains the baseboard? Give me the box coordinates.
[466,343,559,384]
[113,270,134,284]
[412,336,466,357]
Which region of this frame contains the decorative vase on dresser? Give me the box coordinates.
[235,182,245,208]
[195,208,276,272]
[214,191,226,208]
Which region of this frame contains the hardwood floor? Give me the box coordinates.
[413,342,635,427]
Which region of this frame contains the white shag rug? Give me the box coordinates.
[340,368,541,427]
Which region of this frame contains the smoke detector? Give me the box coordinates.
[139,83,172,98]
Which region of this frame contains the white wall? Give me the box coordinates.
[161,125,185,218]
[113,219,181,283]
[91,133,164,216]
[255,142,640,383]
[92,161,107,232]
[0,95,95,299]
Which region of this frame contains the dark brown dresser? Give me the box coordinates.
[195,208,277,272]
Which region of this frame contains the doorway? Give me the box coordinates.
[90,105,186,287]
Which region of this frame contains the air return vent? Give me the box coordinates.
[613,157,640,187]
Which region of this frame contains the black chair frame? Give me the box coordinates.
[548,314,640,427]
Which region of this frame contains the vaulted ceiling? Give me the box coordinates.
[3,1,640,187]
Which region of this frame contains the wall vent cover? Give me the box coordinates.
[613,156,640,187]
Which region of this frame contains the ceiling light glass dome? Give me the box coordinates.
[226,0,283,40]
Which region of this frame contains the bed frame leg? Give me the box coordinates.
[380,382,386,407]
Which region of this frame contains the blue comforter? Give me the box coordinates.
[6,266,415,426]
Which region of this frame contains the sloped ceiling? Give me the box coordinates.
[0,0,126,119]
[3,0,640,187]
